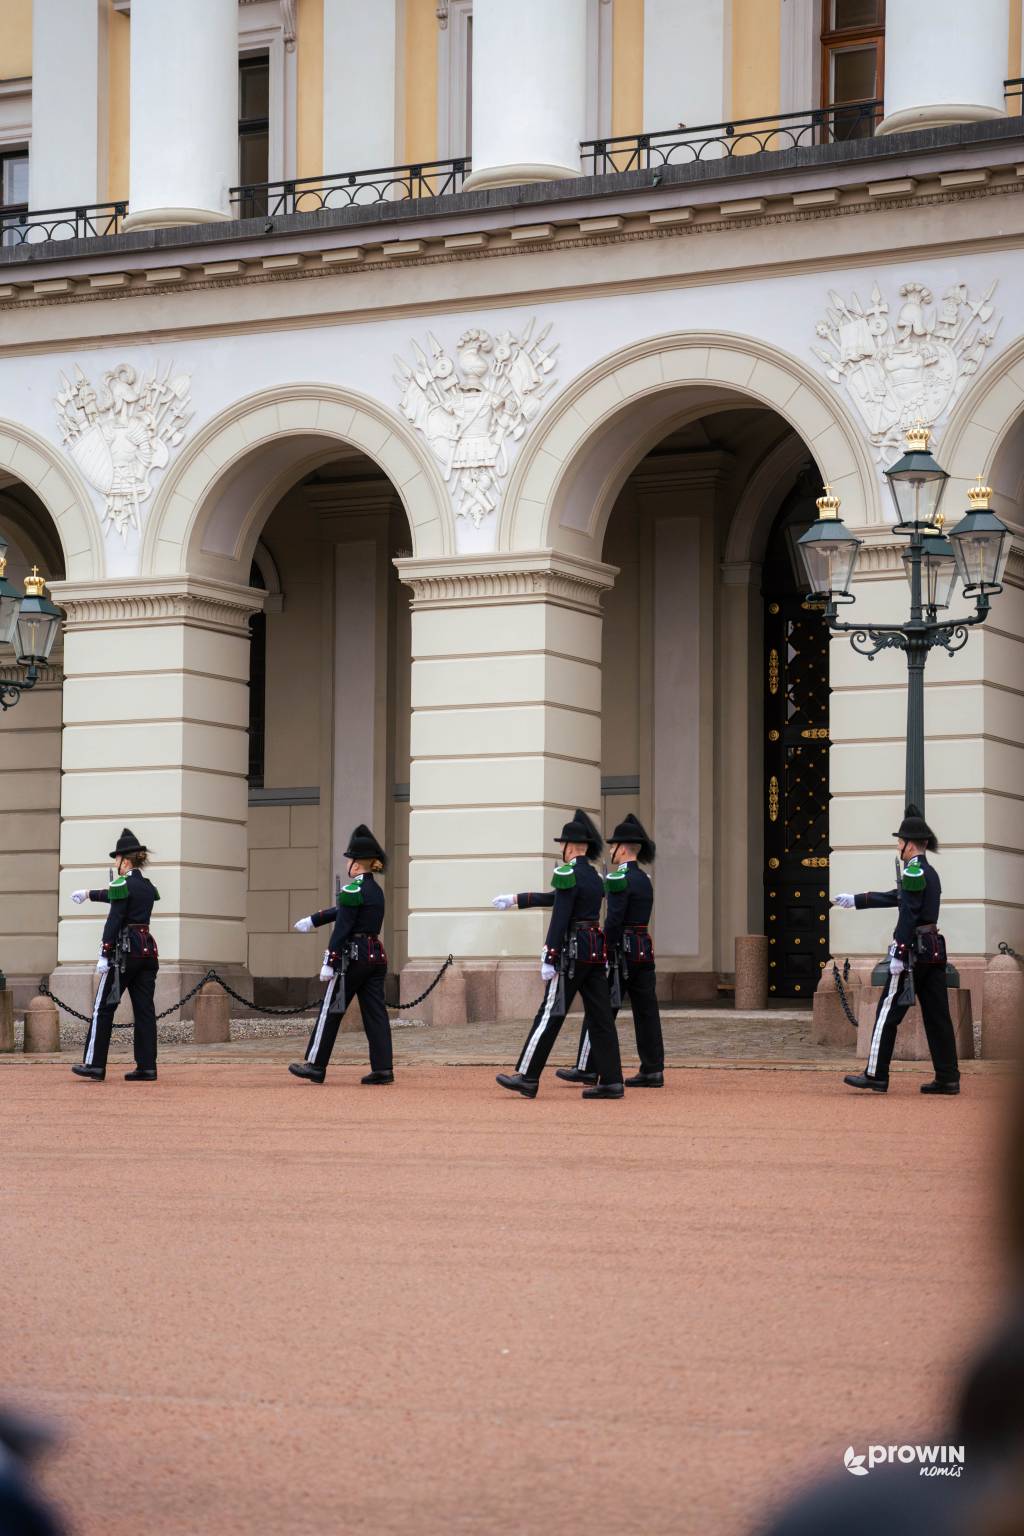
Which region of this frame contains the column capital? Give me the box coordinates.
[393,549,619,614]
[48,574,265,634]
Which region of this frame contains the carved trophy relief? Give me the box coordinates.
[55,362,193,542]
[395,321,559,527]
[812,279,1000,462]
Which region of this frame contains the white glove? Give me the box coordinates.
[293,916,314,933]
[95,956,110,974]
[71,889,88,905]
[319,964,335,983]
[832,893,856,909]
[889,958,905,976]
[541,962,558,982]
[491,894,516,910]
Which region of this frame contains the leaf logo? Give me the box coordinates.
[844,1447,868,1476]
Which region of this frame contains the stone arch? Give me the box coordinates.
[140,384,454,579]
[0,420,103,580]
[940,340,1024,522]
[500,333,880,557]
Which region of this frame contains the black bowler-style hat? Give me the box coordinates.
[109,827,147,858]
[554,809,603,860]
[608,813,656,864]
[344,823,387,869]
[893,803,938,852]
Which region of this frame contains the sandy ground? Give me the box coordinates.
[1,1061,1009,1536]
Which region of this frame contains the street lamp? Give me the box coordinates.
[796,427,1013,813]
[0,549,64,712]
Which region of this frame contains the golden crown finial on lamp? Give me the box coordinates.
[816,484,841,520]
[23,566,46,598]
[967,475,993,510]
[904,420,931,451]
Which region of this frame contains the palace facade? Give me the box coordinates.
[0,0,1022,1021]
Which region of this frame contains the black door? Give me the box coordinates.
[763,481,832,1000]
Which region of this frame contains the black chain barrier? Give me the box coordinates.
[831,959,860,1032]
[39,954,455,1027]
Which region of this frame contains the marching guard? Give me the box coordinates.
[557,813,665,1089]
[69,829,160,1082]
[491,809,624,1099]
[288,824,393,1085]
[833,803,960,1095]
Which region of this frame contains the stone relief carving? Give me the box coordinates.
[55,363,193,542]
[395,321,558,527]
[813,279,999,461]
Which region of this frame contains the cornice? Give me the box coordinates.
[394,550,619,613]
[48,575,265,633]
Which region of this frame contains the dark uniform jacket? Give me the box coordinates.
[88,869,160,963]
[854,854,941,958]
[310,873,386,965]
[517,855,604,962]
[603,861,654,949]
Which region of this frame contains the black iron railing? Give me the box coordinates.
[581,101,884,175]
[0,200,126,247]
[230,157,471,219]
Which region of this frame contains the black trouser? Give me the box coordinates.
[304,962,392,1074]
[866,963,960,1082]
[82,959,158,1072]
[516,964,623,1085]
[575,966,664,1075]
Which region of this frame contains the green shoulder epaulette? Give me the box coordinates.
[901,856,926,892]
[109,876,129,902]
[604,867,628,894]
[339,876,364,907]
[551,862,576,891]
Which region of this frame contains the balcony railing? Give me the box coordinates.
[230,157,471,220]
[0,200,126,246]
[581,100,885,176]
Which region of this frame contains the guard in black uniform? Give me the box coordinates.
[491,809,624,1099]
[558,813,666,1089]
[70,828,160,1082]
[288,824,392,1085]
[834,803,960,1095]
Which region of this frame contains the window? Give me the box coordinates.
[248,561,268,789]
[0,147,29,246]
[821,0,884,139]
[238,51,270,215]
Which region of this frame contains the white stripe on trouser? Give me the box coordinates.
[307,975,339,1062]
[84,970,110,1066]
[519,975,560,1078]
[578,1031,591,1071]
[867,971,900,1078]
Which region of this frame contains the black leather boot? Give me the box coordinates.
[581,1082,625,1099]
[361,1070,394,1085]
[495,1072,539,1098]
[289,1062,326,1083]
[124,1067,157,1081]
[921,1078,960,1095]
[625,1071,664,1088]
[71,1064,105,1081]
[843,1071,888,1093]
[555,1067,598,1085]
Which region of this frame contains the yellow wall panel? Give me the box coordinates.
[612,0,644,137]
[107,4,130,202]
[0,0,31,80]
[732,0,781,123]
[297,0,325,179]
[404,0,438,163]
[1010,0,1022,112]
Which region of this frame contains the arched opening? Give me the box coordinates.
[0,474,67,1007]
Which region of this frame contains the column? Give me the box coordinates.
[643,0,730,131]
[878,0,1008,135]
[463,0,588,191]
[30,0,107,210]
[48,576,263,1019]
[396,551,614,1020]
[122,0,238,232]
[322,0,402,172]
